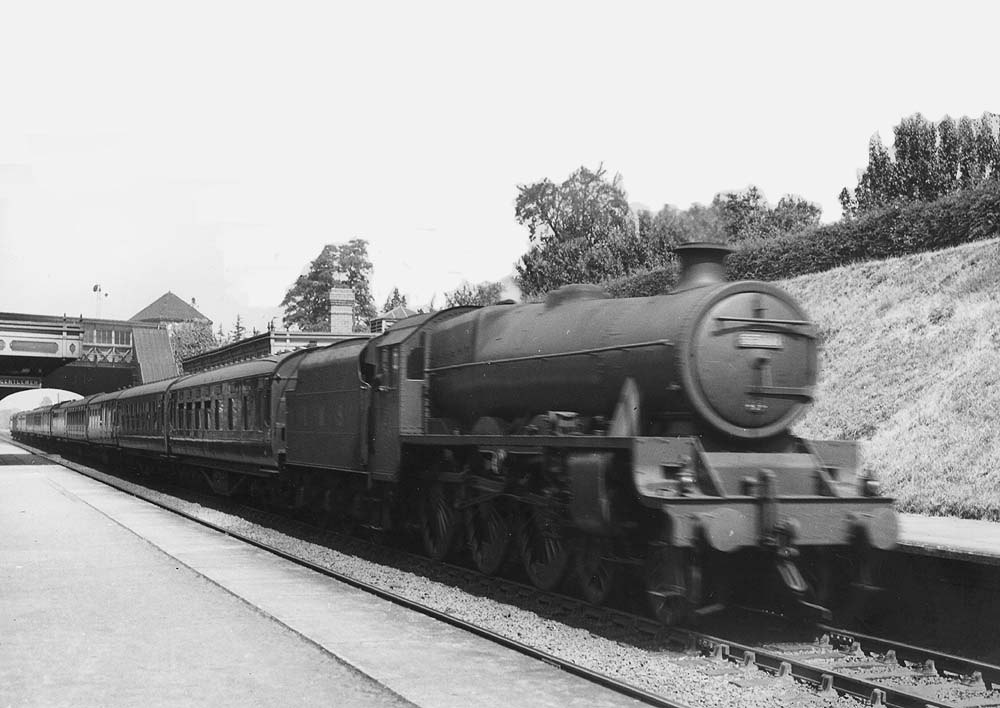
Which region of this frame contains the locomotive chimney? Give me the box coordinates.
[671,242,733,292]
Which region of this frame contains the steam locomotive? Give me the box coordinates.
[12,243,896,623]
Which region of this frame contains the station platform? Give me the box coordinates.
[0,447,644,708]
[897,513,1000,566]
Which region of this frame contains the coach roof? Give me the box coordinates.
[172,354,288,390]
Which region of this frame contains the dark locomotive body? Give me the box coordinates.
[11,244,896,621]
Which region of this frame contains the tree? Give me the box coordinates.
[893,113,940,201]
[767,195,822,234]
[170,322,218,372]
[841,112,999,217]
[233,314,245,342]
[514,165,642,296]
[976,111,1000,180]
[382,287,407,313]
[281,239,377,332]
[851,133,900,216]
[957,116,981,189]
[645,189,818,249]
[445,281,504,307]
[937,115,960,194]
[712,186,771,242]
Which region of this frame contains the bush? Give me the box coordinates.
[604,262,678,298]
[727,181,1000,282]
[608,182,1000,296]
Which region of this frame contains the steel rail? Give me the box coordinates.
[820,624,1000,689]
[685,628,988,708]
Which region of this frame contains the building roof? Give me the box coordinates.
[376,305,417,321]
[131,327,180,383]
[181,330,368,373]
[130,292,211,324]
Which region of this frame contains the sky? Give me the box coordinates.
[0,0,996,336]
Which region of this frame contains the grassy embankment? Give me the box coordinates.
[784,238,1000,520]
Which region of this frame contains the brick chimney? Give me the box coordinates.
[329,271,354,334]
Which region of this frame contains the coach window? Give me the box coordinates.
[227,398,234,430]
[195,401,201,430]
[242,395,250,431]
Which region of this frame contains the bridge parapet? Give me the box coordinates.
[0,315,84,396]
[0,320,83,359]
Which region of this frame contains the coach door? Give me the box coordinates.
[371,343,401,481]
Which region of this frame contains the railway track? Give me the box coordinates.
[12,441,1000,708]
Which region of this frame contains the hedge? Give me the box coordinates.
[605,181,1000,297]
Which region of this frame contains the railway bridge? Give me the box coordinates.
[0,296,191,401]
[0,314,85,400]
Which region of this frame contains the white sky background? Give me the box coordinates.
[0,0,996,336]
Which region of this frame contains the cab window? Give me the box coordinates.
[406,347,424,380]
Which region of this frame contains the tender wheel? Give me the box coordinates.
[519,504,570,591]
[420,482,459,560]
[644,545,702,626]
[574,536,617,606]
[466,499,512,575]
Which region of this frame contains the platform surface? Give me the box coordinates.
[0,439,25,454]
[898,512,1000,565]
[0,463,413,708]
[0,458,644,708]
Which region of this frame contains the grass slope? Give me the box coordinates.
[783,238,1000,520]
